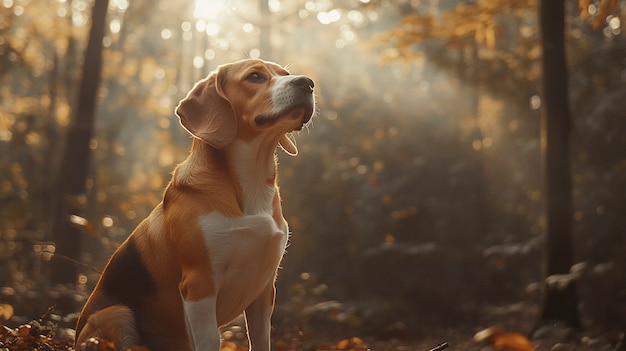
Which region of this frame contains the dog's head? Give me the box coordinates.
[175,58,315,156]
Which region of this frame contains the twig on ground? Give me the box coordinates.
[38,305,56,322]
[428,342,449,351]
[50,252,102,274]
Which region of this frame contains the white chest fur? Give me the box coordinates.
[198,211,288,322]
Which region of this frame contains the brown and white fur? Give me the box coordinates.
[75,59,315,351]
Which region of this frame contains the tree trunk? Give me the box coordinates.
[51,0,109,290]
[537,0,582,330]
[466,47,491,241]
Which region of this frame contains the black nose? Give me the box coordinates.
[290,76,314,93]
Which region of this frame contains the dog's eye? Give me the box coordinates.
[245,72,267,83]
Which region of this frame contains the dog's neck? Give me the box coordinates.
[225,135,279,215]
[182,136,281,215]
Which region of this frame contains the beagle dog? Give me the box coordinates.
[75,58,315,351]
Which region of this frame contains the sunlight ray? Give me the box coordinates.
[193,0,226,20]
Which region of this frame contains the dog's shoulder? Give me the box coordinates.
[163,158,243,219]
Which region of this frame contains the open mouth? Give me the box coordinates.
[254,102,314,130]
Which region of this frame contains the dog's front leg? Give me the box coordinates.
[244,283,275,351]
[182,297,220,350]
[180,269,221,351]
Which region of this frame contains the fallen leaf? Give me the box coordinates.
[0,304,14,320]
[474,327,535,351]
[220,340,238,351]
[336,337,369,350]
[493,333,536,351]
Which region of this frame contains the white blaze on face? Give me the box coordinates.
[269,75,297,115]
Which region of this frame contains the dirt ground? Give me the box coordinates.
[1,300,623,351]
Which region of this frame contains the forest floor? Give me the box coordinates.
[0,299,623,351]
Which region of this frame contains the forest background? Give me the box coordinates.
[0,0,625,349]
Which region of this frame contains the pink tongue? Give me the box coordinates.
[278,134,298,156]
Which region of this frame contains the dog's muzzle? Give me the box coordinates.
[255,75,315,129]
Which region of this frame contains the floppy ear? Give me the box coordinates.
[175,67,237,149]
[278,133,298,156]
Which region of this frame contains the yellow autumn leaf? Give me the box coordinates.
[493,332,536,351]
[0,304,14,320]
[474,327,536,351]
[220,341,238,351]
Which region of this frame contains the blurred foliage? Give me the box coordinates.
[0,0,625,339]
